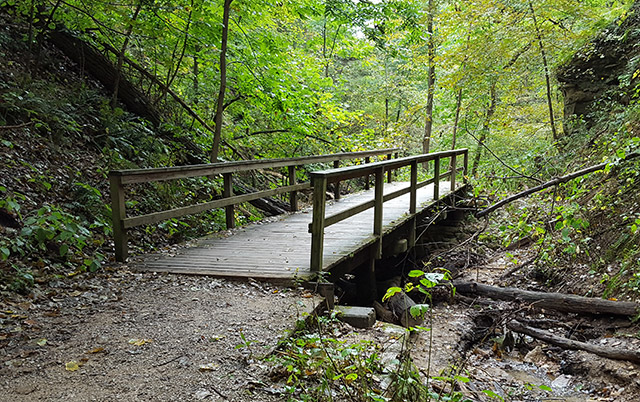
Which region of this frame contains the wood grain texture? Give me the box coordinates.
[133,181,461,281]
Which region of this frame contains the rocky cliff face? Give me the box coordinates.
[558,2,640,129]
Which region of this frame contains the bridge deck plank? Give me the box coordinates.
[133,181,455,280]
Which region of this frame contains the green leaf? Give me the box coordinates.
[482,390,504,401]
[408,269,424,277]
[409,304,429,319]
[454,375,470,383]
[382,286,402,302]
[0,247,9,260]
[538,384,552,392]
[59,244,69,257]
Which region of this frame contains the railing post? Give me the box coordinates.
[288,165,298,211]
[223,173,235,229]
[333,160,341,200]
[109,173,127,262]
[434,156,440,200]
[310,175,327,272]
[408,160,418,247]
[386,153,393,183]
[373,167,384,259]
[463,150,469,184]
[450,154,457,192]
[364,156,371,190]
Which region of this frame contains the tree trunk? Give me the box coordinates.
[471,82,496,176]
[112,0,144,108]
[210,0,233,162]
[422,0,436,160]
[451,88,462,151]
[454,281,640,316]
[528,1,558,141]
[193,44,200,102]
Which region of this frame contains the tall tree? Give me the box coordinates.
[528,0,559,141]
[210,0,233,162]
[422,0,436,158]
[112,0,144,108]
[472,81,497,176]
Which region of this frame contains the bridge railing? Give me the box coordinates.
[309,148,469,272]
[109,148,399,261]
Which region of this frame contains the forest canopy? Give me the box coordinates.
[4,0,633,169]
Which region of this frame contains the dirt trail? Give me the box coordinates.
[3,248,640,401]
[0,268,314,401]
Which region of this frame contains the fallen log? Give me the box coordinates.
[232,180,290,216]
[385,277,424,328]
[507,320,640,364]
[48,30,162,126]
[454,281,640,317]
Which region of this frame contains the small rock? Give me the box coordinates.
[524,345,545,364]
[15,384,36,395]
[335,306,376,328]
[551,374,572,390]
[194,389,211,399]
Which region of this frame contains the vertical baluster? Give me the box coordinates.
[463,150,469,184]
[223,173,234,229]
[110,173,127,262]
[364,156,371,190]
[373,167,384,259]
[450,154,457,192]
[288,165,298,211]
[408,160,418,247]
[434,156,440,200]
[333,160,341,200]
[310,175,327,272]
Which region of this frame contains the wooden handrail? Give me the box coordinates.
[109,148,399,261]
[309,148,468,272]
[110,148,400,184]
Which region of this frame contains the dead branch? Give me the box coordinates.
[507,320,640,364]
[454,281,640,316]
[0,122,34,130]
[476,152,640,218]
[499,257,536,279]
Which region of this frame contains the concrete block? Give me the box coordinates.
[335,306,376,328]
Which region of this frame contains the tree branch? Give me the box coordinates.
[464,126,542,183]
[507,320,640,364]
[233,129,291,140]
[476,153,640,218]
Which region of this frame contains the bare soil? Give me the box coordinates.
[0,267,315,401]
[3,246,640,401]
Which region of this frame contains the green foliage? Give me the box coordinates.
[269,322,386,401]
[0,202,105,277]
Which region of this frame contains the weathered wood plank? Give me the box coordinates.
[133,181,464,280]
[123,182,310,229]
[113,148,400,184]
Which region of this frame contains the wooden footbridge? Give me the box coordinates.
[109,148,469,284]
